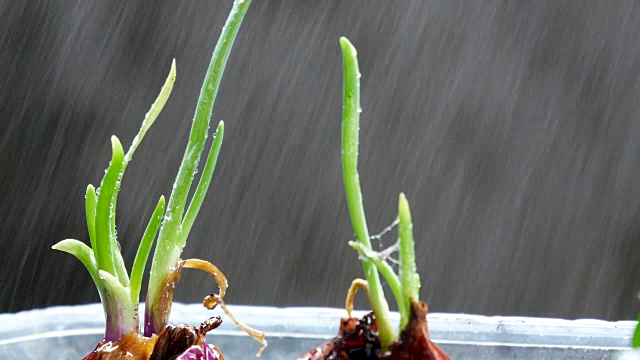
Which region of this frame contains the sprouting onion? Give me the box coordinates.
[339,36,436,353]
[53,1,266,358]
[298,37,449,359]
[53,59,176,340]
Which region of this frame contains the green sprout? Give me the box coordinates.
[52,0,253,344]
[340,37,423,352]
[145,0,251,335]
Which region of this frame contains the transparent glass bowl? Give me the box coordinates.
[0,303,635,359]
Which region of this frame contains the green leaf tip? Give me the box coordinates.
[339,36,357,57]
[111,136,123,154]
[52,239,101,291]
[123,59,176,170]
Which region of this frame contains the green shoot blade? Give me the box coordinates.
[158,0,250,252]
[104,60,177,287]
[147,0,252,334]
[130,195,165,305]
[340,36,395,350]
[339,37,369,248]
[52,239,101,288]
[398,193,420,330]
[95,136,125,276]
[181,121,224,239]
[86,185,98,254]
[124,59,177,165]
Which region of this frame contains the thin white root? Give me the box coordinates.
[345,278,369,318]
[181,258,267,356]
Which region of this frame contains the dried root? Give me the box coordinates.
[181,258,268,356]
[345,278,369,318]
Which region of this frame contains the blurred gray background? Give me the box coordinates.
[2,1,640,321]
